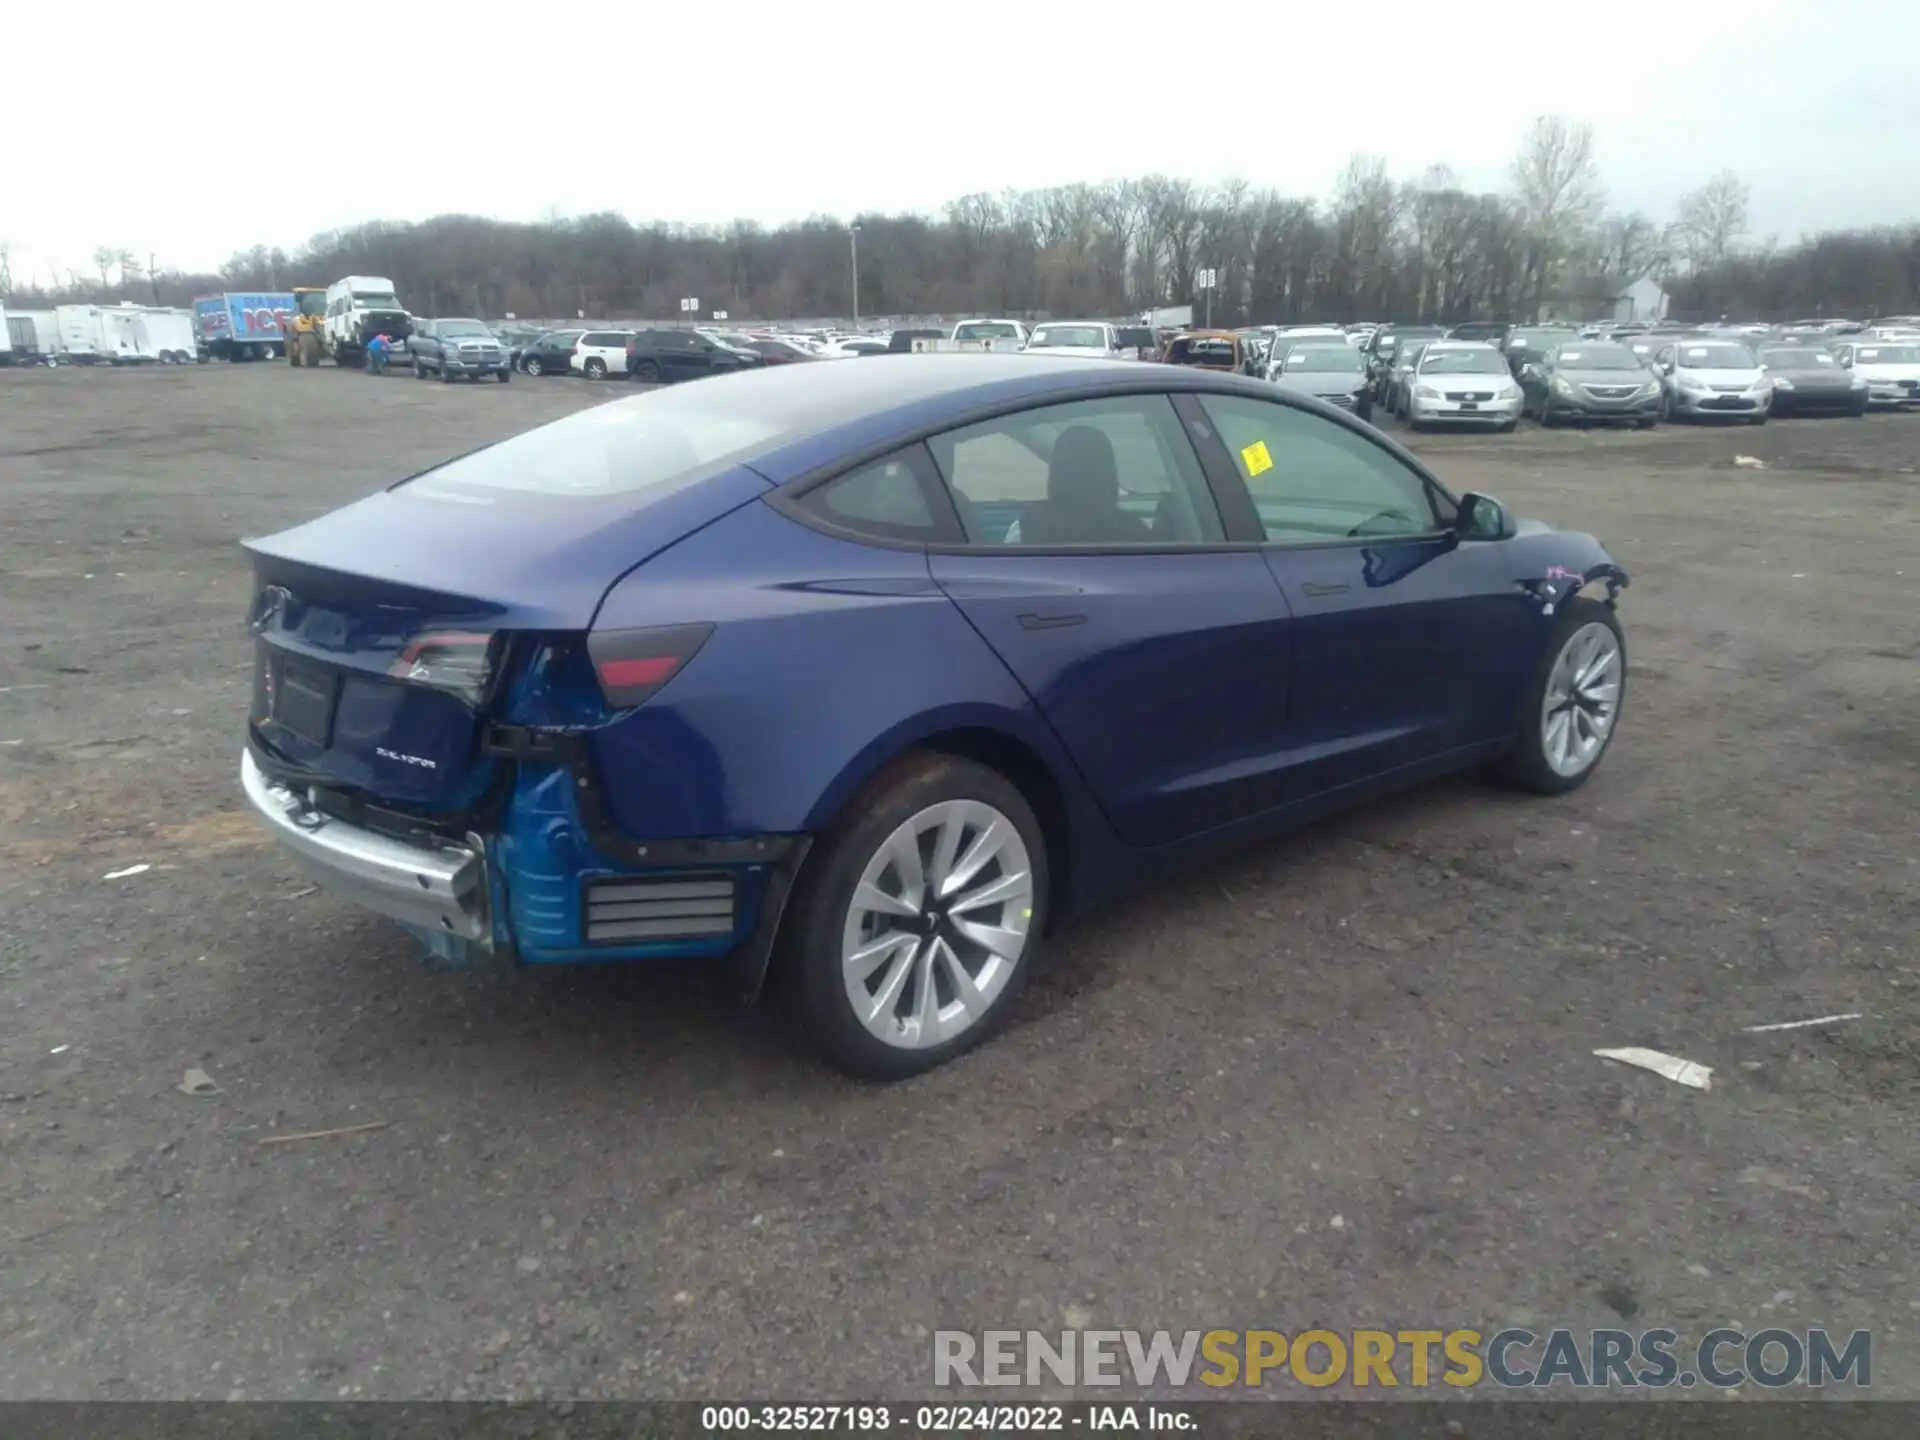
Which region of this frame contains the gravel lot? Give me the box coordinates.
[1,363,1916,1402]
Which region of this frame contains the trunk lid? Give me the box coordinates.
[242,442,773,808]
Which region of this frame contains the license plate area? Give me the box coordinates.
[273,657,340,747]
[1458,401,1479,410]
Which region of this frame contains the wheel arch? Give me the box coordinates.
[800,710,1081,921]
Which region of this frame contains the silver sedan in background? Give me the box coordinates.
[1404,342,1525,431]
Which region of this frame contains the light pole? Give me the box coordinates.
[850,221,862,328]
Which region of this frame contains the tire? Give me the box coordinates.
[299,333,321,368]
[632,359,661,384]
[1634,417,1656,429]
[1498,419,1518,433]
[1851,399,1867,417]
[414,359,427,379]
[785,753,1049,1079]
[1495,597,1626,797]
[1539,396,1558,427]
[440,364,456,383]
[496,369,511,383]
[525,357,544,377]
[584,358,607,380]
[1747,413,1767,426]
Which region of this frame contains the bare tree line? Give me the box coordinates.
[5,116,1918,324]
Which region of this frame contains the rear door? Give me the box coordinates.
[1190,392,1537,800]
[924,392,1298,847]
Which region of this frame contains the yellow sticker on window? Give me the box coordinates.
[1241,440,1273,476]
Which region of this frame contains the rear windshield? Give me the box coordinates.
[1510,330,1574,348]
[1762,348,1835,366]
[1029,325,1108,348]
[400,390,785,499]
[954,322,1023,341]
[1168,337,1237,364]
[1855,344,1919,362]
[437,321,491,338]
[1113,326,1154,348]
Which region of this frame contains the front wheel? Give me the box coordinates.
[786,754,1048,1079]
[496,369,511,383]
[1747,412,1768,426]
[1496,598,1626,796]
[583,358,607,380]
[525,357,544,376]
[414,359,427,379]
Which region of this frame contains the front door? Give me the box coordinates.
[1190,392,1535,800]
[923,393,1298,847]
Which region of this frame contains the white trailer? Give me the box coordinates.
[5,310,60,363]
[100,304,196,363]
[0,306,11,362]
[56,305,108,363]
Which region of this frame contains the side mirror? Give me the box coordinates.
[1455,491,1517,542]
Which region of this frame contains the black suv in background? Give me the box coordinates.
[625,329,764,384]
[516,329,586,376]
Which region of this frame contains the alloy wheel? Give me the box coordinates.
[840,799,1034,1051]
[1541,622,1622,777]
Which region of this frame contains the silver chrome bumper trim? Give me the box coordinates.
[240,749,491,943]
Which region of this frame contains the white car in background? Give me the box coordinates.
[1023,321,1124,358]
[1653,339,1774,423]
[569,328,635,380]
[1832,339,1920,408]
[1404,341,1525,431]
[950,318,1030,352]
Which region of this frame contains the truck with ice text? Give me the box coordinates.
[193,292,296,362]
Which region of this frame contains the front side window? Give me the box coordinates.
[1196,394,1441,544]
[926,395,1224,547]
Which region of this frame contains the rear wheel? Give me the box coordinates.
[496,369,511,383]
[632,359,661,384]
[786,754,1048,1079]
[1496,598,1626,796]
[584,358,607,380]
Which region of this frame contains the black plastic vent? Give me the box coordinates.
[584,875,736,944]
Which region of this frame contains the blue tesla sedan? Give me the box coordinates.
[240,354,1629,1078]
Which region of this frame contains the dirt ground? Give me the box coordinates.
[1,363,1916,1402]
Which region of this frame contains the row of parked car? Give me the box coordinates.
[1247,318,1920,432]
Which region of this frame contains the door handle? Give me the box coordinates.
[1302,582,1350,597]
[1017,612,1087,631]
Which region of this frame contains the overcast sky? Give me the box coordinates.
[7,0,1917,285]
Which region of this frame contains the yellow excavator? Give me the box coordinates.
[285,288,328,366]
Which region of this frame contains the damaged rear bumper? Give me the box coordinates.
[240,742,811,1000]
[241,748,490,942]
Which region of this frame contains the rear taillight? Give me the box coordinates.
[389,630,498,703]
[586,624,714,708]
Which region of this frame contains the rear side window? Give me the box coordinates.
[401,392,783,499]
[797,450,952,543]
[926,395,1224,547]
